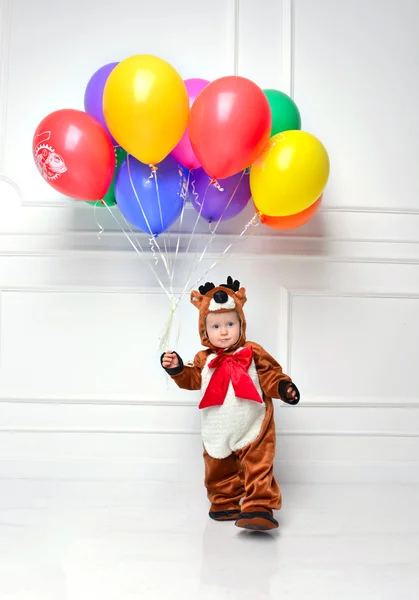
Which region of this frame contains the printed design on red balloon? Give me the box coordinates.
[34,131,67,181]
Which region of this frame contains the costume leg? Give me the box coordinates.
[203,448,244,520]
[235,399,281,529]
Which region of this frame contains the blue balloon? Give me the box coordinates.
[115,154,188,235]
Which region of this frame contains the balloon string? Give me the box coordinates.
[169,211,259,319]
[159,176,255,351]
[207,170,244,237]
[178,178,213,298]
[93,201,105,238]
[179,170,246,298]
[148,236,159,266]
[214,213,260,257]
[171,168,190,287]
[200,169,245,261]
[126,155,171,280]
[105,204,183,346]
[100,203,173,302]
[182,178,210,257]
[158,295,180,353]
[116,204,161,270]
[158,169,197,351]
[183,213,260,297]
[94,199,259,352]
[152,167,172,283]
[92,168,256,351]
[119,206,160,271]
[127,155,157,239]
[190,170,199,205]
[103,211,179,352]
[158,294,183,354]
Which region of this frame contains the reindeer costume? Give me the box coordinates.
[161,277,300,531]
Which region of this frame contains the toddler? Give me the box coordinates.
[161,276,299,531]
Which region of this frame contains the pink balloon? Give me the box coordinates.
[171,78,210,170]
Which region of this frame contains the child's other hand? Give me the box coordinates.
[286,385,298,401]
[162,351,180,369]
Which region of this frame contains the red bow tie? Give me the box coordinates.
[199,346,263,409]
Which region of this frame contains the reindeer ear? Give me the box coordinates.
[190,290,203,308]
[236,287,247,306]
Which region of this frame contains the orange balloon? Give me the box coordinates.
[259,195,322,230]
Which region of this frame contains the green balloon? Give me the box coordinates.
[263,89,301,136]
[86,146,127,207]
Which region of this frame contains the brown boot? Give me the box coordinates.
[235,510,279,531]
[209,508,241,521]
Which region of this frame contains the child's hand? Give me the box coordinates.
[286,385,298,401]
[162,351,180,369]
[279,380,300,404]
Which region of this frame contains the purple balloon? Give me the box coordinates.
[84,62,119,145]
[189,168,251,222]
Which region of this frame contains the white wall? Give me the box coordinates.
[0,0,418,483]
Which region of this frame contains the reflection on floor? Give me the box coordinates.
[0,480,418,599]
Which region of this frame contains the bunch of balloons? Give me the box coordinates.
[32,53,330,236]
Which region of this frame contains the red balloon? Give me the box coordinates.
[32,109,115,200]
[189,76,271,180]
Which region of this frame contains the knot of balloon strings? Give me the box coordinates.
[148,164,159,180]
[210,178,224,192]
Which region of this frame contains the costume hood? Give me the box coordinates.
[190,276,247,352]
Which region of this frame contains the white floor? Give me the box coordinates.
[0,479,418,600]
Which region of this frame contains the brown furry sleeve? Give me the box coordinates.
[247,341,292,399]
[165,350,208,391]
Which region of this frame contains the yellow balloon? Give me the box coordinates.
[103,55,189,165]
[250,130,330,216]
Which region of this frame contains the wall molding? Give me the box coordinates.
[12,199,419,215]
[3,235,419,264]
[279,286,290,372]
[289,290,419,299]
[0,395,418,408]
[321,206,419,215]
[0,288,2,370]
[0,285,180,295]
[227,0,240,75]
[4,200,419,262]
[0,0,12,172]
[282,0,295,97]
[0,457,417,483]
[11,198,419,215]
[0,427,417,438]
[284,288,419,377]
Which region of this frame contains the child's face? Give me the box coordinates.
[206,310,241,349]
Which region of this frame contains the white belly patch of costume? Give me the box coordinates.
[200,348,266,459]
